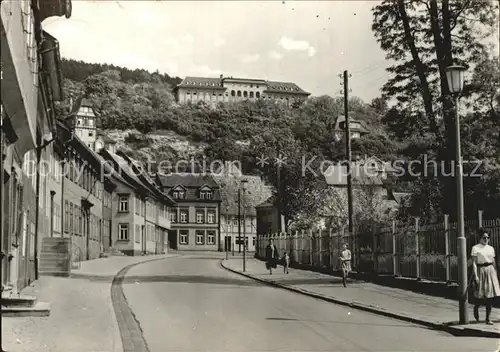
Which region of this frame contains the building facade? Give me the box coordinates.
[175,75,310,107]
[158,174,221,251]
[99,149,174,256]
[1,0,71,293]
[333,115,368,142]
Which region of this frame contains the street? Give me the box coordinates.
[122,253,498,352]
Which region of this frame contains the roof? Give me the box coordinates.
[333,115,368,133]
[116,152,175,205]
[177,76,310,95]
[97,129,116,144]
[264,81,309,95]
[212,173,273,216]
[392,192,412,204]
[158,173,221,201]
[177,77,226,90]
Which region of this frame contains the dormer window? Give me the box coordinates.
[199,186,212,200]
[172,186,186,199]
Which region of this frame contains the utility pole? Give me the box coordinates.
[343,70,354,235]
[238,186,241,253]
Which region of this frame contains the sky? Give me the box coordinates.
[42,1,408,103]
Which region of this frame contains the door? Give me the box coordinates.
[224,236,232,252]
[168,230,177,250]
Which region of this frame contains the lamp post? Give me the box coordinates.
[445,64,468,325]
[238,179,248,271]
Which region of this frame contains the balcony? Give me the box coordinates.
[158,215,171,230]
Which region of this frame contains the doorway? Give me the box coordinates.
[168,230,178,250]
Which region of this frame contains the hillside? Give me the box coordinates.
[58,58,406,226]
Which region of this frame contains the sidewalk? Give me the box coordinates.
[2,254,176,352]
[222,258,500,339]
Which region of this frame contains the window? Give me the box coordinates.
[88,132,93,137]
[233,217,238,225]
[253,236,256,246]
[179,230,188,244]
[249,91,254,98]
[135,224,141,243]
[207,231,215,245]
[170,210,177,223]
[207,210,215,224]
[231,90,235,96]
[118,224,129,241]
[119,195,129,212]
[243,91,248,98]
[173,190,185,199]
[196,210,204,224]
[69,203,74,235]
[179,209,188,223]
[64,200,69,232]
[195,230,205,245]
[237,91,241,97]
[200,191,212,199]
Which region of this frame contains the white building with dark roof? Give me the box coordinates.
[175,74,310,107]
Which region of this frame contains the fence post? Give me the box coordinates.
[415,217,421,281]
[329,228,333,269]
[301,230,305,264]
[444,214,450,283]
[294,231,298,263]
[478,210,483,228]
[306,229,311,266]
[318,229,323,267]
[392,220,397,277]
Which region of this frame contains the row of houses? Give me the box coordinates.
[1,1,268,297]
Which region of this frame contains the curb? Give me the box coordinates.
[220,260,500,339]
[111,256,178,352]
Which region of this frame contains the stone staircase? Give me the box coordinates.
[39,237,71,277]
[1,292,50,317]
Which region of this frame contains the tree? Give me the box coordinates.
[372,0,498,153]
[373,0,499,218]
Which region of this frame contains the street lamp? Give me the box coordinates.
[445,64,468,325]
[238,179,248,272]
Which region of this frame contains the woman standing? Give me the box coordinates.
[471,228,500,325]
[265,239,279,275]
[339,243,352,287]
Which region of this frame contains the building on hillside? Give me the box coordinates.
[157,173,222,251]
[320,157,400,229]
[1,0,72,293]
[333,115,368,142]
[175,75,310,107]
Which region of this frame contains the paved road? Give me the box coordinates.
[122,253,499,352]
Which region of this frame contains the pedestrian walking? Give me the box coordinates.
[339,243,352,287]
[471,228,500,325]
[265,239,279,275]
[282,251,290,274]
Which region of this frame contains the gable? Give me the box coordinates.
[173,185,187,191]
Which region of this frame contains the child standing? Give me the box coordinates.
[283,252,290,274]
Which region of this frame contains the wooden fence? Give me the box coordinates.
[256,210,500,283]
